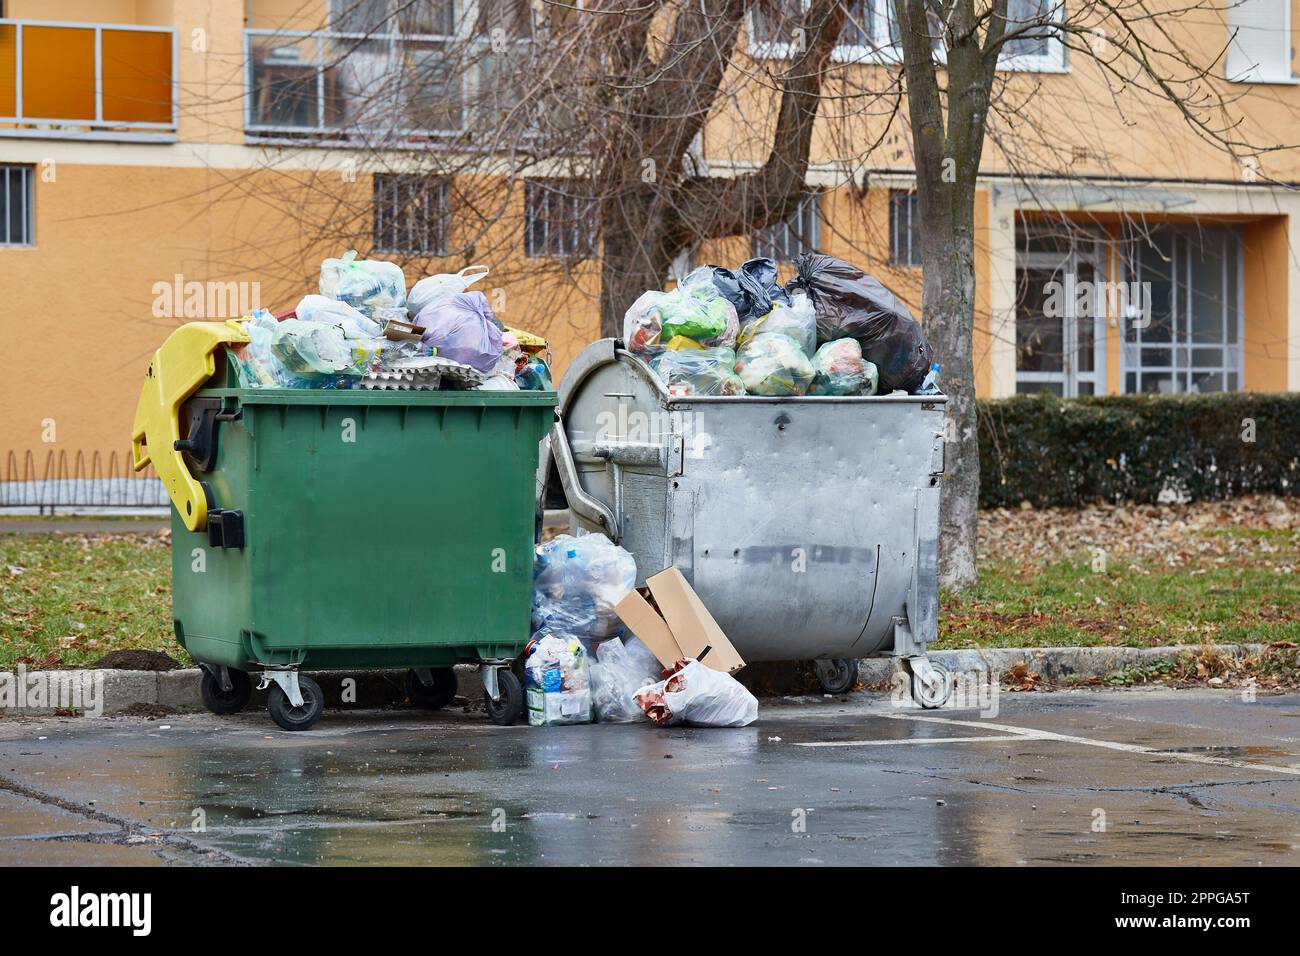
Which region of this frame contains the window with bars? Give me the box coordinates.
[752,193,821,263]
[890,190,920,267]
[525,180,595,259]
[1,165,34,247]
[373,173,450,256]
[1122,226,1244,394]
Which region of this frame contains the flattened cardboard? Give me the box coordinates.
[614,567,745,674]
[613,588,680,669]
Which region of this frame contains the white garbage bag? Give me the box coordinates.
[633,660,758,727]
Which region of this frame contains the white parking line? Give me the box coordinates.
[886,713,1300,777]
[795,734,1050,748]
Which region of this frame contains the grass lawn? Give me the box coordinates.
[1,531,174,668]
[1,497,1298,667]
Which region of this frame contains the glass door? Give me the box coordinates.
[1015,224,1107,396]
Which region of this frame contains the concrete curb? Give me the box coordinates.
[856,643,1270,685]
[0,644,1274,717]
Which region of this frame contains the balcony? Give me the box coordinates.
[0,19,177,142]
[243,28,571,147]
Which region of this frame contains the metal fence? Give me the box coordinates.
[1,450,168,512]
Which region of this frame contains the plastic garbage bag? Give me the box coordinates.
[736,290,817,357]
[789,253,933,393]
[623,280,738,356]
[649,347,745,397]
[525,634,593,726]
[589,637,664,723]
[735,332,814,396]
[294,295,383,339]
[407,265,490,316]
[532,533,637,639]
[633,659,758,727]
[230,312,378,388]
[515,357,552,390]
[319,250,407,317]
[694,258,792,322]
[412,291,504,372]
[808,338,879,396]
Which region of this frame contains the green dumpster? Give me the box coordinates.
[134,323,555,730]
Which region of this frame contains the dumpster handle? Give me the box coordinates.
[549,420,621,541]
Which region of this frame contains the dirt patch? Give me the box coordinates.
[93,650,183,672]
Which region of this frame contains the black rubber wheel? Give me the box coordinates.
[484,670,524,726]
[814,658,859,695]
[200,668,252,715]
[406,668,458,710]
[267,674,325,731]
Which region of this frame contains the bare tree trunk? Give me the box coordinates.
[924,208,980,588]
[599,225,669,338]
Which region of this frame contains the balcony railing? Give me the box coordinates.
[243,28,565,145]
[0,19,177,141]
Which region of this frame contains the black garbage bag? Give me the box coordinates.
[789,253,933,393]
[694,258,792,323]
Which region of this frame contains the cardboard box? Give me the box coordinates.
[614,566,745,674]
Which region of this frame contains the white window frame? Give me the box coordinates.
[1014,226,1108,397]
[889,190,922,266]
[748,0,1067,73]
[1224,0,1298,84]
[0,164,35,248]
[995,0,1068,73]
[1120,226,1245,395]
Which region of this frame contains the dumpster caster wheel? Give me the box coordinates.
[910,662,953,709]
[814,659,858,695]
[200,668,251,715]
[406,668,457,710]
[484,670,523,726]
[268,674,324,731]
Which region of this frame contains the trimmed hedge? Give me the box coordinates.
[978,393,1300,508]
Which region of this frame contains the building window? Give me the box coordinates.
[752,193,821,263]
[329,0,456,36]
[889,191,920,267]
[753,1,1062,71]
[1,165,34,247]
[373,173,450,256]
[1122,226,1243,394]
[1225,0,1295,83]
[525,179,595,259]
[997,0,1066,72]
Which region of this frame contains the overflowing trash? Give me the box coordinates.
[524,634,592,726]
[532,533,638,639]
[625,254,935,397]
[633,659,759,727]
[649,347,745,397]
[809,338,878,396]
[588,636,663,723]
[227,251,553,393]
[736,332,814,396]
[526,532,757,728]
[789,253,934,393]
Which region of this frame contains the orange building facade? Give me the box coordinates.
[1,0,1298,501]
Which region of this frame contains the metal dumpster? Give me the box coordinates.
[133,322,555,730]
[538,339,951,706]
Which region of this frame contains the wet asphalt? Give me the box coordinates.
[0,688,1296,866]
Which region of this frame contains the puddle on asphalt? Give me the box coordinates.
[1156,745,1293,758]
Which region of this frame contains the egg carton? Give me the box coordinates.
[357,356,484,391]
